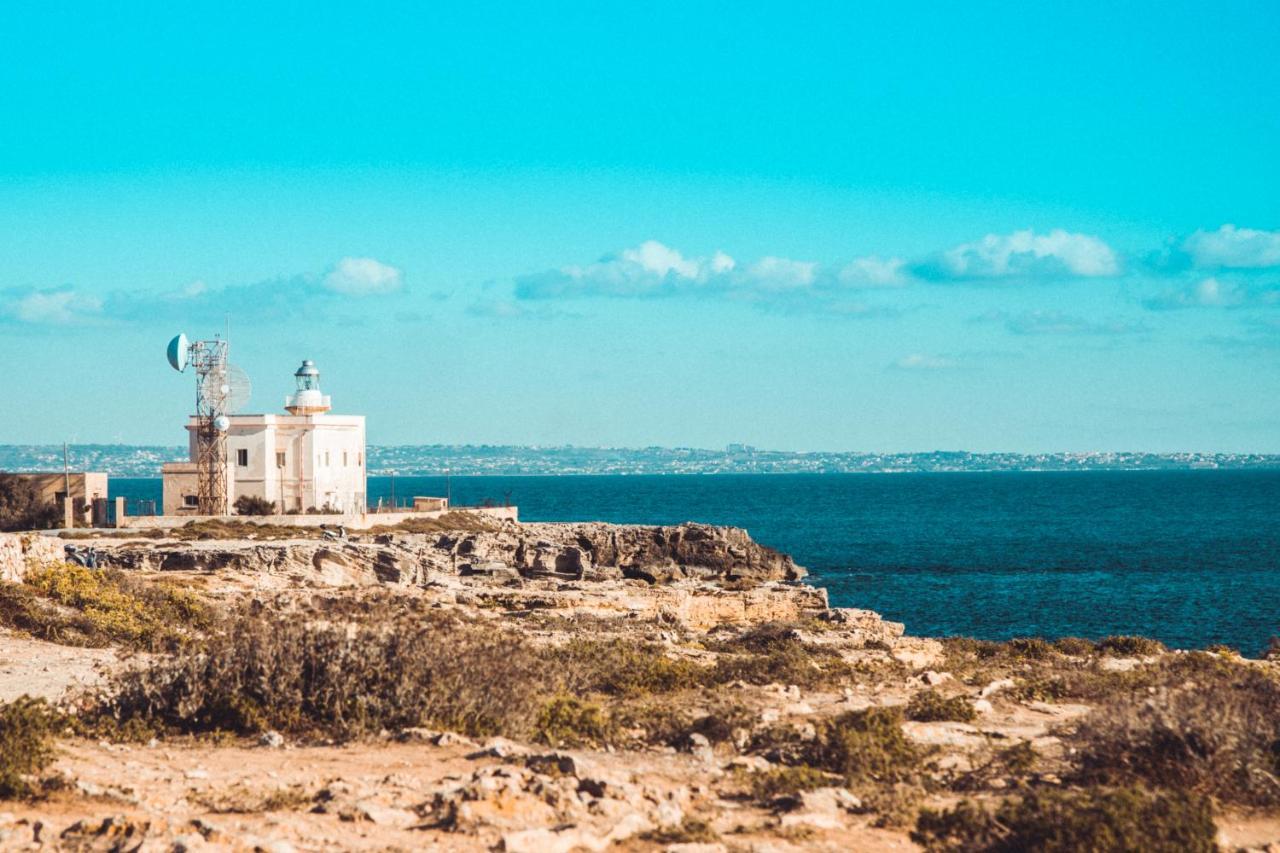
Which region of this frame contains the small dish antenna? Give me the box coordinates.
[167,333,189,372]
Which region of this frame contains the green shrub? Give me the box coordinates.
[0,697,57,800]
[1003,637,1054,659]
[709,643,849,689]
[1095,635,1165,657]
[912,786,1215,852]
[547,638,703,696]
[89,606,544,741]
[1051,636,1097,655]
[804,706,921,785]
[0,581,103,646]
[906,689,977,723]
[1070,666,1280,806]
[640,818,719,844]
[534,695,612,748]
[232,494,276,516]
[748,765,834,801]
[0,473,61,532]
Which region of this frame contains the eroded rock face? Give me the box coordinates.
[77,522,913,635]
[431,522,806,583]
[93,521,805,585]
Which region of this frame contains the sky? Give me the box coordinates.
[1,1,1278,452]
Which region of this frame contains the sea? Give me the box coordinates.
[109,470,1280,656]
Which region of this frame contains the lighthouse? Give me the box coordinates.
[163,358,366,515]
[285,359,332,415]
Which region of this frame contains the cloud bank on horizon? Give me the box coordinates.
[5,226,1278,332]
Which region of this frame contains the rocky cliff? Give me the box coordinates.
[93,521,806,585]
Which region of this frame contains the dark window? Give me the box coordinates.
[183,495,199,507]
[276,452,286,467]
[237,449,249,466]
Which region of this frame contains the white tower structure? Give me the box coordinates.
[163,358,366,515]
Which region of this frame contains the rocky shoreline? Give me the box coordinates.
[0,521,1277,851]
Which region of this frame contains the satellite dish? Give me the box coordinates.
[206,363,253,414]
[167,333,189,372]
[213,415,230,431]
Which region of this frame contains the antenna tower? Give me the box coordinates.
[166,333,253,515]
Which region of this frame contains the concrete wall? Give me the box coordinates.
[115,504,519,531]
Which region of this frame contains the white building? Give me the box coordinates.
[162,360,366,515]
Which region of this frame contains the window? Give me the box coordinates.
[358,453,363,467]
[343,452,348,466]
[183,495,199,507]
[237,449,249,467]
[276,452,286,468]
[324,451,331,466]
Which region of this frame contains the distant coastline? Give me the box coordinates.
[2,443,1278,478]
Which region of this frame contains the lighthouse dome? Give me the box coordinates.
[285,359,331,414]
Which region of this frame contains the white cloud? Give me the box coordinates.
[1181,224,1280,269]
[512,240,910,316]
[744,256,818,291]
[1000,310,1143,336]
[1143,277,1249,310]
[1,286,102,324]
[323,257,403,295]
[838,256,907,288]
[891,353,955,370]
[516,240,736,299]
[922,229,1119,280]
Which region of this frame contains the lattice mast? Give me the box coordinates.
[167,333,252,516]
[190,340,230,515]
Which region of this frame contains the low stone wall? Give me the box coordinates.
[115,505,519,531]
[0,532,64,583]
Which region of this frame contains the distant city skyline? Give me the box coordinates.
[2,444,1277,479]
[1,3,1278,452]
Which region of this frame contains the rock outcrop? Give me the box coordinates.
[93,521,806,585]
[0,531,63,583]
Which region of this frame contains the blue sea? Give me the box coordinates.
[110,471,1280,656]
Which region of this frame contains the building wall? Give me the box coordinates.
[11,472,107,506]
[165,413,366,515]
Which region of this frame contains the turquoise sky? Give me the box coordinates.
[1,1,1278,451]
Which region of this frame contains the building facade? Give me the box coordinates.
[162,360,366,515]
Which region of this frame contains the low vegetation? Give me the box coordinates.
[912,786,1216,852]
[803,707,923,786]
[0,697,57,800]
[548,638,704,696]
[747,765,834,800]
[534,695,613,747]
[0,472,60,532]
[88,605,545,740]
[1,562,211,649]
[1069,664,1280,806]
[232,494,276,516]
[906,689,977,723]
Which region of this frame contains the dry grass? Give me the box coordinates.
[1068,663,1280,806]
[547,637,704,697]
[86,603,545,741]
[912,786,1216,852]
[1,562,212,650]
[164,511,499,541]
